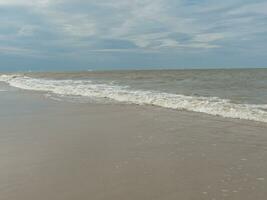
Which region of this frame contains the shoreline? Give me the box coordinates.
[1,89,267,200]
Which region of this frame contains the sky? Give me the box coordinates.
[0,0,267,71]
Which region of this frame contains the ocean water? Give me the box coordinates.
[1,69,267,122]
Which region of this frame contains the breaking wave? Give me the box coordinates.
[1,74,267,123]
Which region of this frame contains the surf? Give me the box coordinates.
[1,74,267,123]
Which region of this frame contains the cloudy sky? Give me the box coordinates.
[0,0,267,71]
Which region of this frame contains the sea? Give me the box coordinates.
[1,69,267,122]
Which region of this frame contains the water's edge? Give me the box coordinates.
[1,73,267,123]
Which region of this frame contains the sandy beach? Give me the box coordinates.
[0,87,266,200]
[1,0,267,198]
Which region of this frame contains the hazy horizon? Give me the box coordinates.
[1,66,267,73]
[2,65,267,73]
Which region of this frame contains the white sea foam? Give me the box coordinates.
[1,74,267,123]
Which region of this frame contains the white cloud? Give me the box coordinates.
[17,25,37,36]
[0,0,266,57]
[0,0,52,7]
[0,45,37,56]
[228,2,267,15]
[42,11,97,37]
[193,33,225,43]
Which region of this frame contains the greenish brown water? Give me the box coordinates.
[1,69,267,122]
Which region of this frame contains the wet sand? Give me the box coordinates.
[1,89,267,200]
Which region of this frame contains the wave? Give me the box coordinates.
[1,74,267,123]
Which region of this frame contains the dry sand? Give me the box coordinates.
[1,89,267,200]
